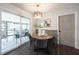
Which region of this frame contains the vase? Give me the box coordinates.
[38,29,42,36]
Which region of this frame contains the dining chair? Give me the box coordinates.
[25,32,32,45]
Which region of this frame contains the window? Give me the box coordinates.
[21,17,30,23]
[7,22,15,35]
[0,11,30,54]
[21,17,30,32]
[2,12,20,22]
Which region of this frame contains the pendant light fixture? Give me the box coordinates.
[33,4,43,19]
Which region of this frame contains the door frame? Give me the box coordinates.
[57,11,77,48]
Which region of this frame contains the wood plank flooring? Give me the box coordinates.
[5,42,79,55]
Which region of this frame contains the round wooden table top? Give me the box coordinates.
[32,34,54,40]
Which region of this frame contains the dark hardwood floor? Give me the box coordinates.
[5,42,79,55]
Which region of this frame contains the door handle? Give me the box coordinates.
[59,30,61,32]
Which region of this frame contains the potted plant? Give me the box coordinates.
[15,31,19,38]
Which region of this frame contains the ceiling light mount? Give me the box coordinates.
[36,4,39,7]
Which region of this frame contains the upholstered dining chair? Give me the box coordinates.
[25,32,32,45]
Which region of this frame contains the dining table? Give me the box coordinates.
[32,34,54,40]
[32,34,55,53]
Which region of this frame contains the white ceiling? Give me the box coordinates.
[11,3,79,13]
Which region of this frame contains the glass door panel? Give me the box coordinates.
[1,11,30,54]
[14,23,21,45]
[7,22,16,46]
[7,22,15,35]
[21,24,29,44]
[1,22,16,54]
[1,22,7,51]
[21,17,30,44]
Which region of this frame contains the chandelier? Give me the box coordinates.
[33,4,43,19]
[33,12,43,19]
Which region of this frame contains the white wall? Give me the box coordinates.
[43,13,58,30]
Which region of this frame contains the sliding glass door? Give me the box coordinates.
[1,21,7,54]
[21,17,30,44]
[0,11,30,54]
[14,23,21,45]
